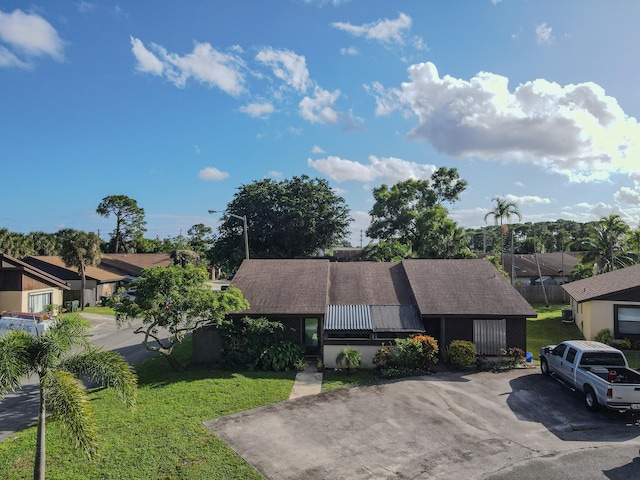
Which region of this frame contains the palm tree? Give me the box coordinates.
[0,314,137,480]
[628,227,640,265]
[484,196,522,269]
[59,229,102,311]
[581,214,631,273]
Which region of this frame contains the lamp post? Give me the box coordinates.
[208,210,249,259]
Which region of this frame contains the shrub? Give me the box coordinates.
[259,341,303,371]
[505,347,525,366]
[373,335,439,378]
[595,328,613,345]
[448,340,476,370]
[336,347,362,374]
[618,338,632,350]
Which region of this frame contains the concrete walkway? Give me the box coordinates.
[288,365,323,399]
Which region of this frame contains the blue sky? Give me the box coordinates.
[1,0,639,247]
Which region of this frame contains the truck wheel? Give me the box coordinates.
[584,386,600,412]
[540,358,550,376]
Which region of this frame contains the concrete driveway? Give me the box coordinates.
[205,368,640,480]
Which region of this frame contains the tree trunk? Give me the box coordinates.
[79,262,86,311]
[163,353,185,371]
[34,385,45,480]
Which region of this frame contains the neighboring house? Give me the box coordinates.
[490,252,580,286]
[0,254,70,313]
[23,256,124,307]
[100,253,172,277]
[562,264,640,342]
[22,253,173,307]
[208,258,536,367]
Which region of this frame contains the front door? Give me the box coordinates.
[304,318,319,355]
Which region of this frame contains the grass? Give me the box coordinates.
[80,305,116,315]
[322,368,378,391]
[527,303,582,362]
[0,338,295,479]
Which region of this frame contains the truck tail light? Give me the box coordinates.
[607,388,613,399]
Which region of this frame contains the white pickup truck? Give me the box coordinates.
[0,312,52,338]
[540,340,640,412]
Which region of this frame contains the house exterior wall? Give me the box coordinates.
[0,288,63,312]
[323,342,379,368]
[424,317,526,353]
[0,291,23,311]
[574,299,640,341]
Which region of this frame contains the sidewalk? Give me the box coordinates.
[289,364,323,400]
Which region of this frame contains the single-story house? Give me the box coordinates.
[100,253,173,277]
[201,258,537,367]
[485,252,580,286]
[23,253,173,307]
[562,264,640,341]
[0,254,70,313]
[23,256,125,307]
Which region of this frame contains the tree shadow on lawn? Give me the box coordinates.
[507,371,640,442]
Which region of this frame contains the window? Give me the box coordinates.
[565,347,577,364]
[552,343,567,357]
[616,306,640,336]
[28,291,53,313]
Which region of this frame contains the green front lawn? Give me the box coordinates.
[0,339,295,479]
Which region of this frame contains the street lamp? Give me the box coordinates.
[208,210,249,259]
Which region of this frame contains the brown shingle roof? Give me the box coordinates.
[231,259,330,315]
[328,262,415,305]
[100,254,172,276]
[561,264,640,302]
[25,256,124,283]
[232,258,536,319]
[402,259,537,317]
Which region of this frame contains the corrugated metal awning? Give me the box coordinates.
[325,305,372,330]
[325,304,424,333]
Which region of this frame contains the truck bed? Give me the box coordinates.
[583,366,640,385]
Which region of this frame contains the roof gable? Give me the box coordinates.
[0,254,70,290]
[25,256,124,283]
[562,264,640,302]
[402,259,537,317]
[328,262,415,305]
[231,259,330,315]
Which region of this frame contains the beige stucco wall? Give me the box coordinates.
[0,291,25,311]
[574,299,640,340]
[0,288,64,313]
[323,344,380,369]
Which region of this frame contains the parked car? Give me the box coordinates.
[121,287,136,302]
[540,340,640,412]
[0,312,53,337]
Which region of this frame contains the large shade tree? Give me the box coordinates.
[0,314,137,480]
[96,195,147,253]
[211,175,351,271]
[366,167,468,258]
[115,264,249,370]
[59,229,102,310]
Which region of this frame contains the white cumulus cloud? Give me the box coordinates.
[299,86,341,124]
[0,9,64,67]
[369,61,640,183]
[332,12,412,44]
[256,47,310,92]
[198,167,229,181]
[240,102,275,119]
[308,155,435,185]
[130,37,245,95]
[505,194,551,205]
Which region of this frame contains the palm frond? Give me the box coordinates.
[60,349,137,408]
[0,330,36,396]
[42,369,98,458]
[45,314,92,353]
